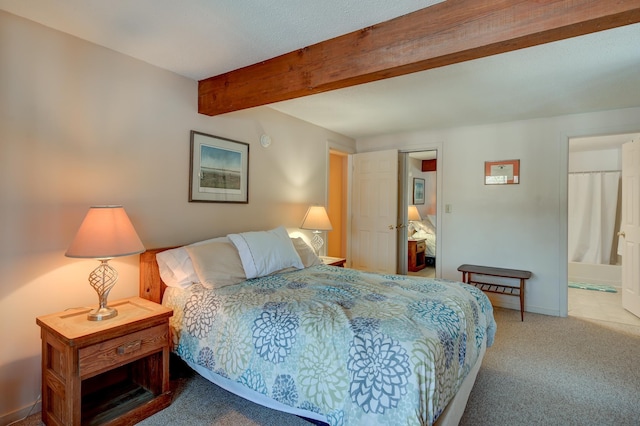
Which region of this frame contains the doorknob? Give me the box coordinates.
[618,231,626,238]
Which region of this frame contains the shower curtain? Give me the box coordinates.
[568,171,620,264]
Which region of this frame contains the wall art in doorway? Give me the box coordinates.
[413,178,425,204]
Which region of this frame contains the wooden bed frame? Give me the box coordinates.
[139,248,172,304]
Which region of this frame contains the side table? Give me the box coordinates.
[320,256,347,267]
[36,297,173,425]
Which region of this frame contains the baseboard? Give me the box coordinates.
[487,296,561,317]
[1,399,41,425]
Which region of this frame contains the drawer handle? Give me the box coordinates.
[117,340,142,355]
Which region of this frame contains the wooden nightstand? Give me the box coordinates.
[320,256,346,267]
[408,239,427,272]
[36,297,173,425]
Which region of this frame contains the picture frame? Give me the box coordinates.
[189,130,249,203]
[485,159,520,185]
[413,178,425,204]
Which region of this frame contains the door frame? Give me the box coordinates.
[398,153,409,274]
[563,130,640,318]
[328,143,443,276]
[326,140,356,264]
[399,149,441,277]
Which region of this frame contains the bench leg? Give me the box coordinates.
[520,279,525,321]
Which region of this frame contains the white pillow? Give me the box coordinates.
[228,226,304,279]
[156,236,227,288]
[291,237,323,267]
[185,240,246,289]
[412,217,436,235]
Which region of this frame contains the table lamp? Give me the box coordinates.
[300,205,333,255]
[408,205,422,236]
[408,205,422,222]
[65,205,145,321]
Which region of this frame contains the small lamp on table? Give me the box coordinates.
[408,205,422,236]
[65,205,145,321]
[300,205,333,255]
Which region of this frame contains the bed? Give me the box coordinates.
[410,216,436,265]
[139,227,496,426]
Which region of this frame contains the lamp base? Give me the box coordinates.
[310,231,324,256]
[87,259,119,321]
[87,306,118,321]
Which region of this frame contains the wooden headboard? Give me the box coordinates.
[139,247,174,304]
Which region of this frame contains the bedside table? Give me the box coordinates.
[408,239,426,272]
[36,297,173,426]
[320,256,346,267]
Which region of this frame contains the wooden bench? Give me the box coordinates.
[457,264,532,321]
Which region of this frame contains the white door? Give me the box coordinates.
[621,140,640,318]
[351,150,398,273]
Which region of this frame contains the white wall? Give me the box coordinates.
[0,11,354,423]
[357,107,640,317]
[569,147,621,172]
[408,157,436,218]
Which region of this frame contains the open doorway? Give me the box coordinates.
[403,151,437,278]
[327,149,349,259]
[337,148,440,275]
[567,133,640,327]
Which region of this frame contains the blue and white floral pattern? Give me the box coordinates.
[348,331,410,414]
[299,341,348,408]
[272,374,298,406]
[239,369,267,395]
[164,264,496,426]
[252,305,299,364]
[183,291,220,338]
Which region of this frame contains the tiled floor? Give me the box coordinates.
[568,287,640,326]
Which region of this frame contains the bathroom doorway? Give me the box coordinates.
[567,133,640,326]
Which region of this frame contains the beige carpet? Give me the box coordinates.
[14,307,640,426]
[460,307,640,425]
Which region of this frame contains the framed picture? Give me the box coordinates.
[485,159,520,185]
[189,131,249,203]
[413,178,425,204]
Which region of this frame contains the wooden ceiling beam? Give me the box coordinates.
[198,0,640,116]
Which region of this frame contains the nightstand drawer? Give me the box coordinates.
[416,241,426,252]
[79,324,168,378]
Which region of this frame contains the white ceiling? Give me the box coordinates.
[2,0,640,144]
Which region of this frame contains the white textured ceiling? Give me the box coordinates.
[1,0,639,142]
[0,0,443,79]
[272,23,640,139]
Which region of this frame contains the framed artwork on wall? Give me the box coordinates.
[485,159,520,185]
[189,130,249,203]
[413,178,425,204]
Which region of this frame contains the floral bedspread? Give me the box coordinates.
[163,265,496,426]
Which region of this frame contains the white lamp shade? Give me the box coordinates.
[408,205,422,221]
[65,205,145,259]
[300,206,333,231]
